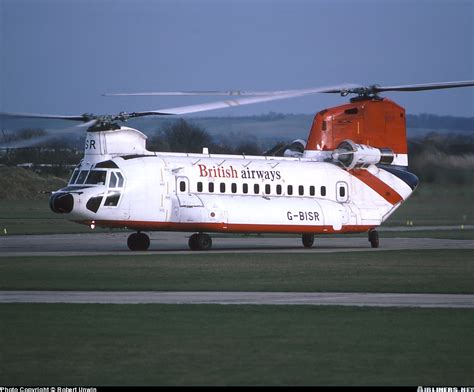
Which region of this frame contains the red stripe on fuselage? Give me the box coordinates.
[77,220,375,234]
[350,169,403,205]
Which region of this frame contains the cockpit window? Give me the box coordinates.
[109,172,117,188]
[104,191,121,207]
[108,172,124,188]
[116,172,124,187]
[69,169,80,184]
[85,170,107,185]
[76,170,89,184]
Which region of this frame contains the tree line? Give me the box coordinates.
[1,118,473,185]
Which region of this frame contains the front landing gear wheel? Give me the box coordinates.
[127,232,150,251]
[188,233,212,251]
[302,234,315,248]
[368,229,379,248]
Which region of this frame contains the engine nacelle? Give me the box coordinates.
[332,140,394,170]
[283,139,306,158]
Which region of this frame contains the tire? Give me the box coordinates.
[196,233,212,251]
[368,229,379,248]
[127,232,150,251]
[302,234,315,248]
[188,233,200,250]
[189,233,212,251]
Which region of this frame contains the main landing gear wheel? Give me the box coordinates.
[188,233,213,251]
[302,234,315,248]
[368,229,379,248]
[127,232,150,251]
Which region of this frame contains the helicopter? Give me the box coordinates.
[1,80,473,251]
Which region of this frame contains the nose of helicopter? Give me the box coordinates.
[49,192,74,214]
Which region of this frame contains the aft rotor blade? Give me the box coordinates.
[373,80,474,93]
[105,84,362,98]
[129,84,363,116]
[104,91,274,97]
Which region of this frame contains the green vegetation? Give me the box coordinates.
[0,199,110,234]
[0,304,472,386]
[0,166,66,200]
[388,182,474,226]
[1,250,472,293]
[408,133,474,186]
[377,229,474,240]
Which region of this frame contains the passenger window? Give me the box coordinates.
[197,182,203,192]
[339,186,345,198]
[179,181,186,192]
[321,186,326,196]
[310,186,315,196]
[265,184,271,194]
[243,183,248,194]
[276,184,282,195]
[209,182,214,193]
[220,183,226,193]
[336,181,349,203]
[299,185,304,196]
[109,172,117,188]
[254,184,260,194]
[287,185,293,195]
[231,183,237,193]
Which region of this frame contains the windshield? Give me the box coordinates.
[76,170,89,184]
[69,169,80,185]
[68,167,124,188]
[85,170,107,185]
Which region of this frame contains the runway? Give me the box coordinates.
[2,231,473,309]
[1,291,473,308]
[1,230,474,257]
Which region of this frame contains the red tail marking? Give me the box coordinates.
[351,169,403,205]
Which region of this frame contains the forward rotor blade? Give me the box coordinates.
[373,80,474,93]
[0,112,89,122]
[0,132,71,149]
[0,119,97,149]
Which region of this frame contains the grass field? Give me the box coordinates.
[1,249,473,293]
[388,182,474,227]
[0,199,111,235]
[1,249,473,385]
[1,179,473,386]
[0,304,472,386]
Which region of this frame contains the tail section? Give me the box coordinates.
[304,97,408,167]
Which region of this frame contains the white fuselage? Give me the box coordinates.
[62,151,415,234]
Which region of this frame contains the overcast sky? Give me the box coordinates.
[1,0,473,118]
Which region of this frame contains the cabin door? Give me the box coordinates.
[176,176,203,207]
